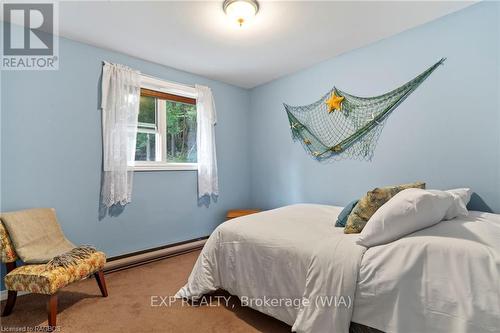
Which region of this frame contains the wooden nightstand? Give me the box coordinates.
[226,209,261,220]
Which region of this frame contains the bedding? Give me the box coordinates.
[357,188,462,247]
[176,204,366,333]
[445,188,472,219]
[336,200,359,227]
[177,204,500,333]
[344,181,425,234]
[353,211,500,333]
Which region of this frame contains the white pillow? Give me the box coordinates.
[444,188,471,219]
[357,188,455,247]
[447,188,472,205]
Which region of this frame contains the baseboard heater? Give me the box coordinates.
[104,236,208,273]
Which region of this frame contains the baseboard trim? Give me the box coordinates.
[104,237,208,273]
[1,237,208,301]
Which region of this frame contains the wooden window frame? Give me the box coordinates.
[133,77,198,172]
[140,88,196,105]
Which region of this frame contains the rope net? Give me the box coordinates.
[284,58,445,162]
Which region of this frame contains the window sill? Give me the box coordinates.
[131,162,198,172]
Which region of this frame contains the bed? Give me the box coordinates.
[176,204,500,333]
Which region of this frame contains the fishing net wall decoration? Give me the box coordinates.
[284,58,445,162]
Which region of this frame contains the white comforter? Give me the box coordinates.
[352,211,500,333]
[177,205,500,333]
[176,204,366,333]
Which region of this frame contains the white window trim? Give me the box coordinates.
[134,75,198,172]
[132,162,198,172]
[141,75,197,99]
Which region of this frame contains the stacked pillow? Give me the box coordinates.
[335,200,359,227]
[343,182,426,234]
[445,188,472,219]
[357,188,471,247]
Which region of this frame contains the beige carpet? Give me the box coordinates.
[1,250,291,333]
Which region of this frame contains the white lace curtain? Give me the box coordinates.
[101,62,141,207]
[196,85,219,202]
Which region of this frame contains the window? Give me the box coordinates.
[134,76,198,171]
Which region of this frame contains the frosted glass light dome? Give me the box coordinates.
[223,0,259,27]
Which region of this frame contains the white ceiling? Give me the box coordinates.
[54,1,473,88]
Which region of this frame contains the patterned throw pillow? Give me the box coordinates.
[344,182,426,234]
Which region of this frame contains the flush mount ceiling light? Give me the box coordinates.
[223,0,259,27]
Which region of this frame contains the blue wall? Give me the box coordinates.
[249,2,500,213]
[1,36,252,259]
[1,2,499,290]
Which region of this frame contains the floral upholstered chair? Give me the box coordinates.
[0,209,108,330]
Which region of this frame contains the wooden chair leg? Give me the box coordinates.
[47,294,58,331]
[94,270,108,297]
[1,290,17,316]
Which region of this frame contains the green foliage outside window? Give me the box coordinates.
[166,101,197,163]
[138,96,155,124]
[135,95,197,163]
